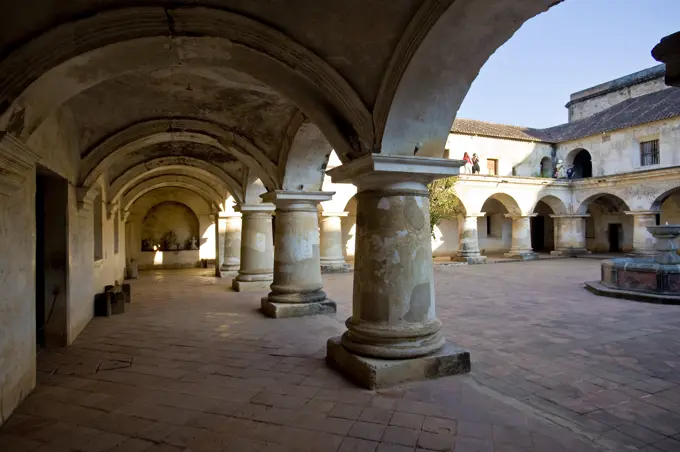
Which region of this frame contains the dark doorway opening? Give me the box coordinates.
[35,166,69,348]
[530,216,545,251]
[573,149,592,178]
[608,223,622,253]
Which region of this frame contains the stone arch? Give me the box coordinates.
[540,156,553,177]
[79,118,277,191]
[0,8,373,157]
[481,193,522,215]
[530,196,565,253]
[651,185,680,211]
[278,118,334,191]
[577,193,630,216]
[578,193,632,253]
[531,195,568,216]
[375,0,557,156]
[109,158,243,205]
[122,175,224,212]
[566,148,593,179]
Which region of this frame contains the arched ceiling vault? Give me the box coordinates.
[122,174,225,212]
[0,1,558,170]
[110,159,243,205]
[80,118,278,192]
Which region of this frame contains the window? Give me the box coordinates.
[113,210,119,254]
[486,215,492,237]
[486,158,498,175]
[640,139,659,166]
[443,148,450,159]
[93,193,103,261]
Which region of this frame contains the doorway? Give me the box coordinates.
[35,167,69,348]
[608,223,622,253]
[530,216,545,251]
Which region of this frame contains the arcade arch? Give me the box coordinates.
[567,148,593,179]
[479,193,521,254]
[578,193,632,253]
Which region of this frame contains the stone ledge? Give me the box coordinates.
[551,249,590,257]
[584,281,680,305]
[326,337,471,389]
[504,252,538,261]
[321,263,352,273]
[232,279,272,292]
[260,298,337,318]
[451,255,487,265]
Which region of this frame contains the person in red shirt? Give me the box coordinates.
[463,152,472,174]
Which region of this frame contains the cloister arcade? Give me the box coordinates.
[1,0,679,429]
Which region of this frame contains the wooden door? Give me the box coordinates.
[486,158,498,175]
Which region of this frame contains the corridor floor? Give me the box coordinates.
[2,260,679,452]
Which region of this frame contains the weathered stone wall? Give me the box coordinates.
[557,119,680,177]
[568,74,667,122]
[446,134,554,177]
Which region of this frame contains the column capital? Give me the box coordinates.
[235,203,275,214]
[462,212,485,218]
[326,154,462,190]
[504,213,537,219]
[624,210,660,216]
[222,211,242,218]
[549,214,590,219]
[321,211,349,217]
[261,190,335,211]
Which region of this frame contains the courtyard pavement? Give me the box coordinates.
[1,260,679,451]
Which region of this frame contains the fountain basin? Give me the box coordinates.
[585,224,680,305]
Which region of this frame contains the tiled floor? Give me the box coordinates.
[1,260,679,451]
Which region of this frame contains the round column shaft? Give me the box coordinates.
[320,212,351,272]
[324,154,470,389]
[231,204,274,292]
[453,213,486,264]
[625,211,659,256]
[504,214,538,260]
[221,213,242,273]
[260,191,337,318]
[550,214,590,256]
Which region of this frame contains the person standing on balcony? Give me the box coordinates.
[472,153,481,174]
[462,152,472,173]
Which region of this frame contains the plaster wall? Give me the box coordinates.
[0,113,124,424]
[445,134,554,177]
[557,119,680,177]
[586,213,634,253]
[568,77,668,122]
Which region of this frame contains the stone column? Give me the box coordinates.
[452,213,487,264]
[259,191,337,318]
[320,211,351,273]
[504,214,538,260]
[231,204,275,292]
[550,214,590,256]
[221,213,242,275]
[324,155,470,389]
[625,211,659,256]
[214,213,227,277]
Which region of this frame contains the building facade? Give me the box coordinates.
[332,65,680,260]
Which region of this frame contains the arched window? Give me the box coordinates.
[540,157,552,177]
[569,149,592,179]
[93,193,103,261]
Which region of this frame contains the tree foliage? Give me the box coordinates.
[428,177,464,234]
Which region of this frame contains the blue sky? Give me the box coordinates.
[456,0,680,128]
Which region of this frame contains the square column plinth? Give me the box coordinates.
[232,279,271,292]
[327,337,470,389]
[260,298,337,318]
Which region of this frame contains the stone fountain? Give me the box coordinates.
[585,224,680,304]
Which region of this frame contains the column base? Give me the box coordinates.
[551,248,590,257]
[232,279,272,292]
[326,336,470,389]
[504,251,538,260]
[260,298,337,318]
[451,254,487,264]
[321,263,351,273]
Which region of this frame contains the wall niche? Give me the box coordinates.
[141,201,199,251]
